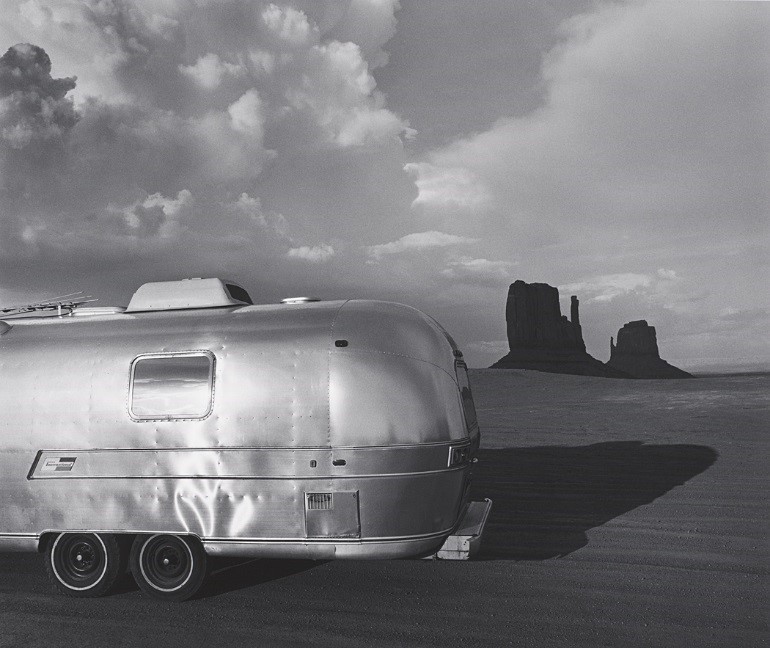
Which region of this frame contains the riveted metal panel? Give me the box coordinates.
[329,352,466,446]
[330,300,457,378]
[0,297,479,558]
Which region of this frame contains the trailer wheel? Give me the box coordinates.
[130,534,207,601]
[44,532,122,597]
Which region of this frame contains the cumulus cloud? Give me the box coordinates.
[262,3,316,47]
[179,53,245,90]
[0,0,415,262]
[84,0,187,107]
[406,3,768,238]
[281,38,412,146]
[117,189,193,239]
[0,43,77,148]
[304,0,400,68]
[228,89,265,139]
[365,231,478,260]
[404,162,490,211]
[224,193,287,234]
[286,243,335,262]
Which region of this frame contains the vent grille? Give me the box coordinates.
[306,493,333,510]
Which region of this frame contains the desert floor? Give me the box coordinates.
[1,370,767,647]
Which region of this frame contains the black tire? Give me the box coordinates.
[129,534,207,601]
[44,532,122,597]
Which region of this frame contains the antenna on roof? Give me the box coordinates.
[0,292,98,319]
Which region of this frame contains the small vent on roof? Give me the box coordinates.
[281,297,320,304]
[225,283,253,305]
[126,278,253,312]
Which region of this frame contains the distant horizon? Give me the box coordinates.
[2,275,768,376]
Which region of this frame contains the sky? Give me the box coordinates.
[0,0,767,370]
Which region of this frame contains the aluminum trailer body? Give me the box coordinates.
[0,279,484,597]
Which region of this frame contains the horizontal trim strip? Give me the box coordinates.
[27,445,472,480]
[0,528,451,545]
[202,527,453,544]
[33,439,470,451]
[25,467,467,481]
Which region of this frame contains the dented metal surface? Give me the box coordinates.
[0,296,479,559]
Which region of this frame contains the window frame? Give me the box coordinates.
[128,350,216,422]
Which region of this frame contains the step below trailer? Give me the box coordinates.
[432,498,493,560]
[0,278,490,600]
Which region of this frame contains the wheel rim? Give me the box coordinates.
[138,535,194,592]
[51,533,108,591]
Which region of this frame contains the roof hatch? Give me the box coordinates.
[126,278,253,312]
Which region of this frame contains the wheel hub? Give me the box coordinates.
[140,536,193,591]
[67,540,98,575]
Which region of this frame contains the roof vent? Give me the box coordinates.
[126,278,253,313]
[281,297,321,304]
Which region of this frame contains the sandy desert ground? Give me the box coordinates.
[0,370,767,647]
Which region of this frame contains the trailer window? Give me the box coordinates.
[130,352,215,420]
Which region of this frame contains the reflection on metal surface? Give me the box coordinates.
[72,306,127,317]
[455,361,478,436]
[0,291,483,560]
[281,297,321,304]
[130,352,215,420]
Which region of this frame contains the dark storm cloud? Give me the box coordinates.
[0,43,79,255]
[0,42,78,148]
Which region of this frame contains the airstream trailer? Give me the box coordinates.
[0,278,490,600]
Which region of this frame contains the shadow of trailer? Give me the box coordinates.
[0,278,490,600]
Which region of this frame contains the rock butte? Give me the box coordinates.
[491,280,692,379]
[491,280,628,377]
[607,320,692,379]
